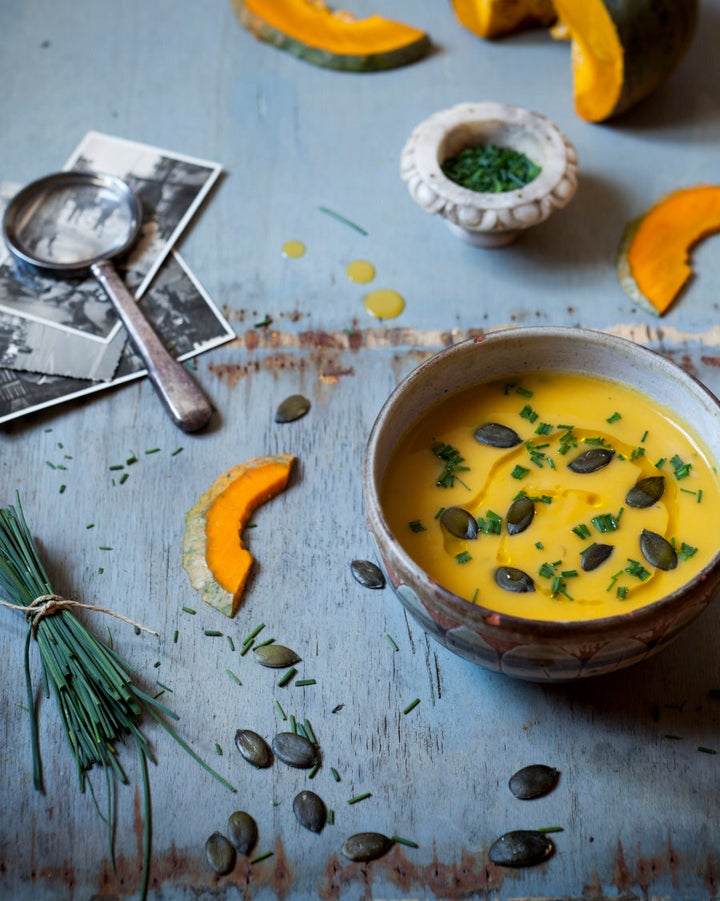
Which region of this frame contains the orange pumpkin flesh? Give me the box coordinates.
[617,186,720,315]
[450,0,556,40]
[182,455,295,617]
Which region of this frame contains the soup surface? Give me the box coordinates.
[380,371,719,621]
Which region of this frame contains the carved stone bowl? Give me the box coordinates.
[400,101,579,247]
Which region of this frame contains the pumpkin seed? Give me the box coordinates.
[275,393,311,423]
[227,810,258,855]
[508,764,559,800]
[568,447,615,473]
[234,729,273,768]
[474,422,522,448]
[580,542,614,572]
[351,559,386,589]
[341,832,393,863]
[640,529,677,570]
[253,644,302,668]
[205,831,236,875]
[626,475,665,508]
[506,496,534,535]
[293,790,327,833]
[489,830,554,867]
[272,731,318,768]
[495,566,535,593]
[440,506,478,540]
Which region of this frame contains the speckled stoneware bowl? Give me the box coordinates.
[401,101,578,247]
[363,327,720,682]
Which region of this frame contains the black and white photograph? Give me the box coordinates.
[0,250,234,424]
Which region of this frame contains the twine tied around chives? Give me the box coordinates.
[0,592,158,639]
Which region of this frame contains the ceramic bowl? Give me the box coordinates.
[363,327,720,681]
[400,101,578,247]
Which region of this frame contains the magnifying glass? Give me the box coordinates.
[2,170,213,432]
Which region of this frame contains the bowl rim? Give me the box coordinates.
[363,325,720,638]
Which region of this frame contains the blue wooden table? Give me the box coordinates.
[1,2,720,899]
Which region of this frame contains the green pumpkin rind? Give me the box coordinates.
[234,0,432,73]
[597,0,698,121]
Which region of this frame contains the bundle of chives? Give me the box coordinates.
[0,496,235,899]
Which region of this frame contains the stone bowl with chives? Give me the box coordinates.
[400,101,578,247]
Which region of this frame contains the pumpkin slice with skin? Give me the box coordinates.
[450,0,556,40]
[617,186,720,316]
[182,454,295,617]
[552,0,698,122]
[233,0,431,72]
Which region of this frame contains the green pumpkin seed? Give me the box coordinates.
[508,764,559,800]
[568,447,615,473]
[474,422,522,448]
[506,496,534,535]
[272,731,318,768]
[488,830,554,867]
[495,566,535,593]
[341,832,393,863]
[640,529,677,570]
[227,810,258,855]
[626,475,665,508]
[275,393,311,423]
[205,831,236,875]
[351,559,386,589]
[440,506,478,540]
[253,644,302,668]
[580,543,614,572]
[234,729,273,768]
[293,790,327,833]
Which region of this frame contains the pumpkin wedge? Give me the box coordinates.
[450,0,556,40]
[233,0,431,72]
[617,186,720,316]
[552,0,698,122]
[182,454,295,617]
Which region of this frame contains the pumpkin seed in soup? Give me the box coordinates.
[379,371,719,621]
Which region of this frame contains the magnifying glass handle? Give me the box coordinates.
[91,260,213,432]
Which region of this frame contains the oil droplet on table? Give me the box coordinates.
[346,260,375,284]
[282,240,306,259]
[363,288,405,320]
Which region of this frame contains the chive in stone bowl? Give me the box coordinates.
[363,327,720,681]
[400,101,578,247]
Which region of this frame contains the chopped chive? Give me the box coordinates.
[511,464,530,480]
[318,205,368,235]
[408,519,426,532]
[308,762,320,779]
[698,746,717,755]
[327,808,335,825]
[295,678,316,687]
[514,385,533,398]
[254,317,272,328]
[616,586,629,600]
[535,541,544,550]
[204,629,223,637]
[243,623,266,645]
[99,545,113,551]
[144,447,160,455]
[227,635,235,652]
[126,454,138,465]
[59,485,66,494]
[108,464,124,471]
[173,629,179,643]
[432,442,470,489]
[277,666,297,688]
[384,633,399,651]
[348,792,372,805]
[403,698,421,715]
[249,851,274,865]
[519,404,538,423]
[156,681,173,693]
[391,835,419,848]
[536,826,564,834]
[153,660,161,669]
[225,669,242,685]
[591,512,618,533]
[697,489,703,503]
[289,714,297,733]
[303,718,318,745]
[625,559,651,581]
[171,447,184,456]
[330,767,341,782]
[273,698,287,720]
[215,743,223,756]
[254,637,276,649]
[470,587,479,603]
[455,551,472,564]
[181,606,196,615]
[606,412,622,423]
[534,422,553,435]
[86,523,95,529]
[119,473,129,485]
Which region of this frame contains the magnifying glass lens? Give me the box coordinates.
[13,182,137,267]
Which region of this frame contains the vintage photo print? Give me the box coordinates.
[0,132,222,345]
[0,251,235,425]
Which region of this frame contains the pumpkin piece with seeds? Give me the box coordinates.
[182,454,295,617]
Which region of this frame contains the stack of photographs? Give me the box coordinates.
[0,132,235,425]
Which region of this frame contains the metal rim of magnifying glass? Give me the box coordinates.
[2,170,143,278]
